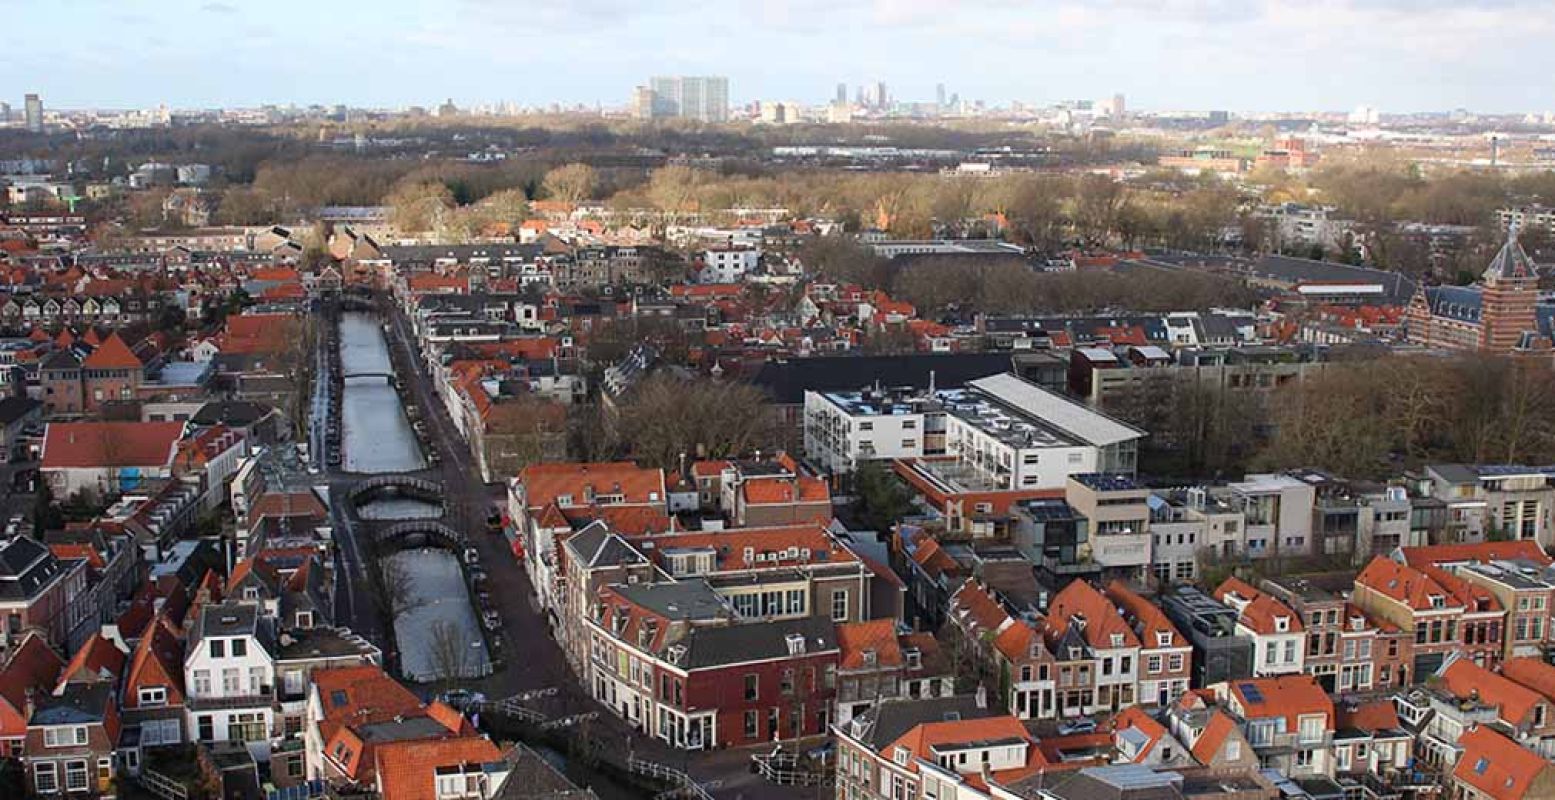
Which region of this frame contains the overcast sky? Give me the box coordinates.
[4,0,1551,113]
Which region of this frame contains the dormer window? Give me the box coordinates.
[1429,594,1445,609]
[905,648,922,669]
[1110,633,1124,647]
[1156,631,1172,647]
[862,649,877,667]
[893,746,911,766]
[785,633,807,656]
[1274,617,1289,632]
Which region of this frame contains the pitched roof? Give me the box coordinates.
[1104,581,1187,650]
[1400,541,1553,569]
[124,616,185,709]
[1212,576,1302,636]
[1337,699,1401,733]
[1111,706,1169,763]
[41,421,185,469]
[1440,657,1545,728]
[81,331,143,369]
[1225,674,1334,731]
[1483,232,1539,281]
[517,462,665,509]
[1452,724,1547,799]
[629,523,856,572]
[56,633,127,689]
[1355,556,1461,612]
[1502,657,1555,704]
[374,736,506,800]
[0,632,64,722]
[1189,709,1240,765]
[1045,579,1139,650]
[836,619,903,670]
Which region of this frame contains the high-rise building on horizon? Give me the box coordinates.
[836,83,847,105]
[873,81,889,110]
[24,93,43,133]
[645,76,729,122]
[936,83,947,108]
[0,102,10,123]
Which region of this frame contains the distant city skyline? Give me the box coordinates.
[5,0,1554,113]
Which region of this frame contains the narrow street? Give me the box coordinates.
[374,296,806,800]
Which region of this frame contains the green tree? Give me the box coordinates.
[852,461,915,532]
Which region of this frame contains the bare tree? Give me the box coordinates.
[542,163,599,205]
[427,619,471,687]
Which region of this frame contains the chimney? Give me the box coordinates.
[975,684,987,709]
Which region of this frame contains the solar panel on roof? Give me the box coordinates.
[1239,683,1265,704]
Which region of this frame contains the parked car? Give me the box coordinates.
[1057,718,1097,736]
[483,610,501,630]
[438,689,487,712]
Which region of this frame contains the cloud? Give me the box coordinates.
[201,2,237,13]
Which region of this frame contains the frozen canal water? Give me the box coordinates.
[388,548,492,683]
[339,313,424,473]
[358,497,443,520]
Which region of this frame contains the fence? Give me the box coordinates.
[751,748,833,788]
[626,756,718,800]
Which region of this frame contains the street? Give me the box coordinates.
[313,294,814,799]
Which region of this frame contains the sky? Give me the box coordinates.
[3,0,1552,114]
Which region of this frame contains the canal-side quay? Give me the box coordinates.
[314,291,799,800]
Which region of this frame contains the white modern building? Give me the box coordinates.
[803,388,932,475]
[698,245,759,284]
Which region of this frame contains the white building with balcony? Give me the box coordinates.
[184,603,277,762]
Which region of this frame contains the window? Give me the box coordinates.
[44,726,88,748]
[1147,655,1162,674]
[1168,654,1183,672]
[142,718,181,747]
[65,759,89,792]
[138,686,167,707]
[232,639,248,658]
[743,710,758,738]
[222,668,242,695]
[831,591,849,622]
[197,715,214,742]
[781,669,795,696]
[230,712,267,742]
[210,639,225,658]
[34,762,58,793]
[744,674,759,701]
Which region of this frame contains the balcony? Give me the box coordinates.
[186,691,275,712]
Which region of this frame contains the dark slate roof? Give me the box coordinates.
[612,581,729,622]
[749,353,1015,405]
[563,522,646,569]
[0,396,39,426]
[190,603,277,657]
[191,401,275,427]
[847,694,999,749]
[1247,254,1416,303]
[1422,285,1482,323]
[671,615,837,670]
[493,743,596,800]
[380,244,543,264]
[0,536,64,601]
[31,683,113,726]
[1483,235,1538,281]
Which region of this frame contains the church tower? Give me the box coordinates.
[1478,227,1540,354]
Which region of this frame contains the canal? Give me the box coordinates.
[339,312,424,474]
[335,310,488,683]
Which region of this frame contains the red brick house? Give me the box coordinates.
[587,581,840,750]
[120,615,187,772]
[24,683,121,797]
[80,332,144,413]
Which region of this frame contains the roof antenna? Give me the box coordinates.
[928,370,936,396]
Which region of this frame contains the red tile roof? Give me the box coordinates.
[518,462,666,510]
[1213,577,1302,636]
[1189,709,1240,765]
[1337,699,1400,732]
[1355,556,1461,612]
[1105,581,1187,649]
[836,619,902,670]
[56,633,127,689]
[1440,657,1545,728]
[629,523,856,572]
[82,331,143,369]
[374,736,506,800]
[41,421,185,469]
[1502,657,1555,704]
[1452,724,1548,799]
[1401,541,1552,569]
[1112,706,1169,763]
[0,634,64,737]
[1225,674,1333,731]
[124,616,185,710]
[1045,579,1139,650]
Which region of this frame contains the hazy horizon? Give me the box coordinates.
[5,0,1554,114]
